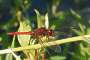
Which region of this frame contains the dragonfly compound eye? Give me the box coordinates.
[47,29,54,36]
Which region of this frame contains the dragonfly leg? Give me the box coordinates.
[42,48,45,60]
[35,49,38,60]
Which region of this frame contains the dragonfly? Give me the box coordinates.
[8,28,54,60]
[7,14,56,60]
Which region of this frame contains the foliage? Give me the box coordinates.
[71,10,90,60]
[0,0,90,60]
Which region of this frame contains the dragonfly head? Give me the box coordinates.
[47,29,54,36]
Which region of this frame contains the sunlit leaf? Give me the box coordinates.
[5,54,13,60]
[49,56,66,60]
[35,9,45,28]
[45,13,49,29]
[18,20,31,46]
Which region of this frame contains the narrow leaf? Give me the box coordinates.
[35,9,45,28]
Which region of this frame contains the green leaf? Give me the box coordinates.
[70,9,82,20]
[49,56,66,60]
[72,29,84,35]
[52,0,61,14]
[35,9,45,28]
[17,20,32,46]
[78,23,85,34]
[0,55,3,60]
[87,28,90,34]
[5,54,13,60]
[11,35,16,48]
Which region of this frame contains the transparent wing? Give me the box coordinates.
[45,13,49,29]
[37,35,61,59]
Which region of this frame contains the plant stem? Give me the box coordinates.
[0,35,90,54]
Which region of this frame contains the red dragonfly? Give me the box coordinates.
[8,27,54,60]
[8,13,54,60]
[8,27,54,36]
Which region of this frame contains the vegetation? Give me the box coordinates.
[0,0,90,60]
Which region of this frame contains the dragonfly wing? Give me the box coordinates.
[45,13,49,29]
